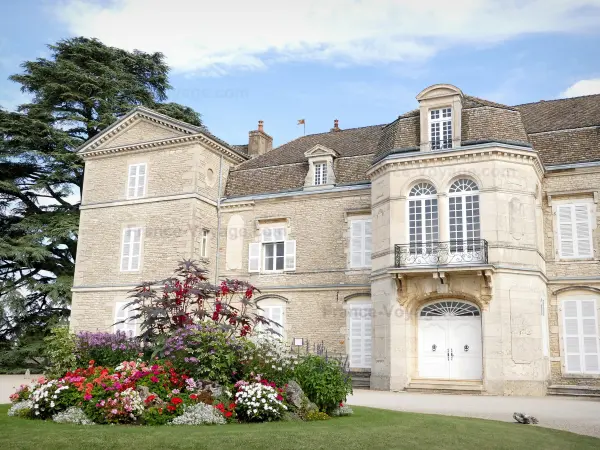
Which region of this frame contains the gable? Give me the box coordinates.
[95,118,187,150]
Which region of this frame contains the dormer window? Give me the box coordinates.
[430,108,452,150]
[314,162,328,185]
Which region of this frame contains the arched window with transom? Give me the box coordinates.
[448,179,480,252]
[408,182,439,252]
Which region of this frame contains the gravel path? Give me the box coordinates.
[347,389,600,438]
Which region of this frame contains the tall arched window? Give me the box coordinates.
[448,179,480,252]
[408,182,439,253]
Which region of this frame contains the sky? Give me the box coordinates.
[1,0,600,148]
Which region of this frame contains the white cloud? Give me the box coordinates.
[560,79,600,98]
[54,0,600,75]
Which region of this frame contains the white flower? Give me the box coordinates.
[50,402,55,408]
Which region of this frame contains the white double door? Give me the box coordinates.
[418,316,482,380]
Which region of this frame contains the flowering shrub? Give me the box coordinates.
[244,335,297,386]
[170,403,226,425]
[234,381,287,422]
[8,400,33,417]
[89,388,145,424]
[75,331,147,367]
[30,379,80,419]
[9,384,32,403]
[52,407,95,425]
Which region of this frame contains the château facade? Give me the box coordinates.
[71,84,600,396]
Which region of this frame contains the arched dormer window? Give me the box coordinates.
[448,179,480,252]
[408,182,439,253]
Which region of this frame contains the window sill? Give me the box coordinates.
[554,258,597,263]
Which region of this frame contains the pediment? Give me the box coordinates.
[78,106,203,154]
[304,144,339,159]
[416,84,463,101]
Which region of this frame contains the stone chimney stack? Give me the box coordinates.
[248,120,273,158]
[330,119,341,132]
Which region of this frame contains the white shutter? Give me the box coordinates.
[127,165,137,198]
[563,300,581,372]
[351,221,363,268]
[136,164,146,198]
[284,240,296,271]
[575,205,593,257]
[581,300,600,373]
[270,305,284,335]
[364,220,372,267]
[563,298,600,374]
[348,304,372,368]
[114,301,136,336]
[121,230,132,271]
[557,205,575,258]
[248,242,261,272]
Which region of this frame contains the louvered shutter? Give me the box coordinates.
[364,220,372,267]
[130,228,142,270]
[581,300,600,373]
[575,205,593,258]
[121,230,132,271]
[136,164,146,198]
[348,304,372,368]
[284,240,296,271]
[128,165,137,198]
[269,305,284,335]
[557,205,575,258]
[114,302,136,336]
[563,300,581,372]
[248,243,261,272]
[351,221,364,268]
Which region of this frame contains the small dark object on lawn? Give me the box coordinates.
[513,412,539,424]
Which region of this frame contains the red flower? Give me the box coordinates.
[145,395,156,403]
[229,403,236,410]
[167,405,176,412]
[89,360,95,366]
[225,411,233,418]
[339,402,344,407]
[216,403,224,411]
[276,394,283,401]
[190,394,198,400]
[171,397,183,405]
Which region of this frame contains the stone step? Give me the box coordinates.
[406,379,483,395]
[547,385,600,398]
[350,371,371,390]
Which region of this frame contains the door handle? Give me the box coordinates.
[450,348,454,361]
[447,348,450,361]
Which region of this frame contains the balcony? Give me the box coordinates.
[395,240,488,268]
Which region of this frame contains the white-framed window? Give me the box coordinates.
[200,229,210,258]
[562,297,599,374]
[346,300,372,369]
[121,227,142,271]
[258,300,285,340]
[350,219,372,268]
[430,107,452,150]
[114,301,137,336]
[556,203,594,259]
[127,163,147,199]
[314,162,328,186]
[408,183,439,253]
[448,179,481,252]
[248,227,296,273]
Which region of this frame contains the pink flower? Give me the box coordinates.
[151,376,159,383]
[111,409,118,415]
[84,394,92,401]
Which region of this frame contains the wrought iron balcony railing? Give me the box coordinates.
[394,239,488,267]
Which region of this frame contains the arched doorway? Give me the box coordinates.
[418,300,482,380]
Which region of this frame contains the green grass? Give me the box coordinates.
[1,404,598,450]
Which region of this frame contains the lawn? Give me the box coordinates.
[1,404,598,450]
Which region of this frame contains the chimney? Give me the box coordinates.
[248,120,273,158]
[330,119,341,132]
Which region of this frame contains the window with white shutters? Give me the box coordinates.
[557,203,593,259]
[347,302,372,369]
[430,108,452,150]
[114,301,137,336]
[562,298,600,374]
[127,163,147,199]
[121,228,142,271]
[350,219,372,268]
[248,227,296,273]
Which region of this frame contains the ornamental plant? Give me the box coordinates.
[91,388,145,424]
[30,379,79,419]
[9,384,32,403]
[122,260,277,339]
[244,335,298,387]
[75,331,147,367]
[293,354,353,414]
[234,380,287,423]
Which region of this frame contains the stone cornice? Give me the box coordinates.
[80,133,246,163]
[368,144,544,180]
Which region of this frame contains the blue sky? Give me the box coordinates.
[1,0,600,147]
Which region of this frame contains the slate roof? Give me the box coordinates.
[224,93,600,197]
